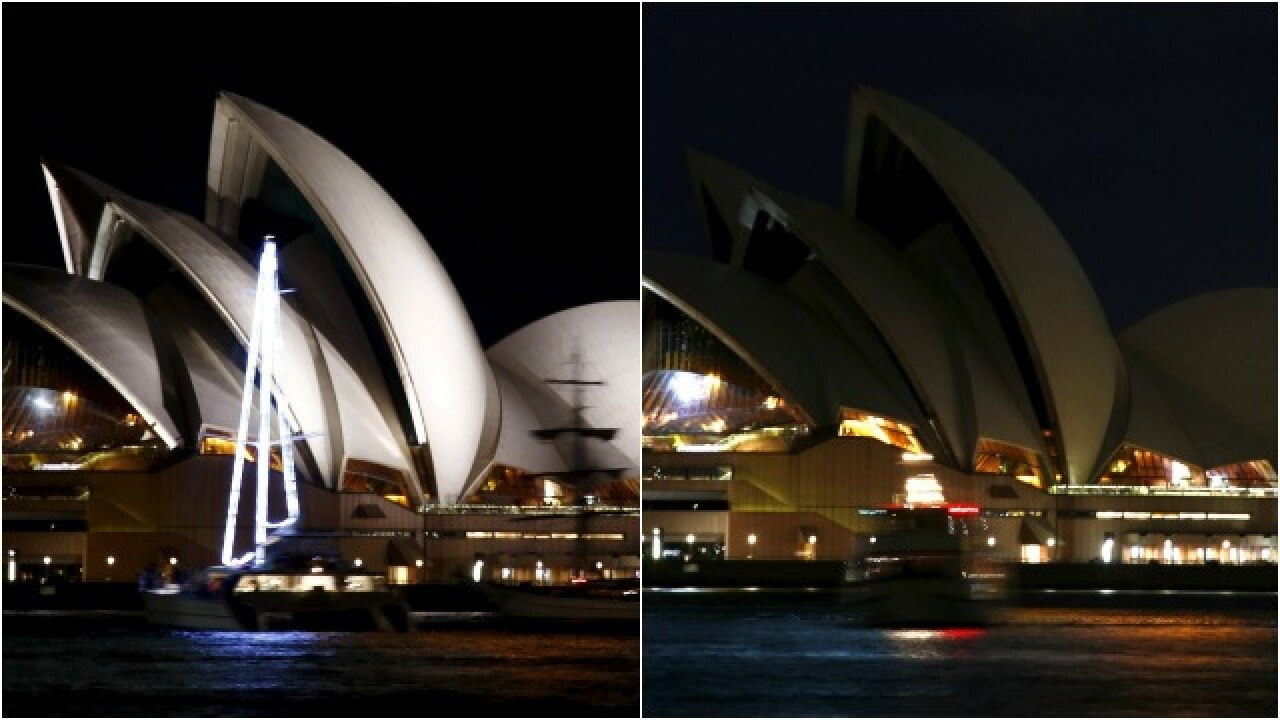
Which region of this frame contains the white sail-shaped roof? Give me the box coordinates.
[205,92,498,503]
[3,266,181,448]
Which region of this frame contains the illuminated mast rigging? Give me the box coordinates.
[220,237,301,566]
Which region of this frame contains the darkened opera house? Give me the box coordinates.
[642,87,1275,577]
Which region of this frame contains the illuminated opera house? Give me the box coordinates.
[4,93,639,586]
[643,87,1276,568]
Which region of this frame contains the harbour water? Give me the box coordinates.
[2,612,639,717]
[643,590,1277,717]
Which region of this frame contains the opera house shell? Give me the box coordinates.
[643,86,1275,567]
[4,93,638,583]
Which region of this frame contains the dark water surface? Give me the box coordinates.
[3,613,638,717]
[643,590,1277,717]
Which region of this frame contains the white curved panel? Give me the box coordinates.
[846,87,1124,485]
[207,93,495,505]
[314,332,414,483]
[41,165,83,275]
[54,169,335,486]
[146,282,251,436]
[3,266,181,448]
[487,301,641,473]
[486,363,572,478]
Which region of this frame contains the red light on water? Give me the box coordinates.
[940,628,985,640]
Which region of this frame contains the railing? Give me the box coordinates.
[1049,485,1276,498]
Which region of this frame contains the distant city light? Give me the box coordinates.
[415,559,424,568]
[987,537,996,547]
[747,533,757,546]
[808,535,818,545]
[42,556,51,565]
[106,555,115,566]
[472,559,485,583]
[901,451,933,464]
[595,561,604,570]
[169,557,178,565]
[31,396,53,410]
[685,533,696,544]
[1047,537,1056,548]
[353,558,363,567]
[1101,537,1114,563]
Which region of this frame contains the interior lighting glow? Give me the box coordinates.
[747,533,757,545]
[904,475,945,505]
[1047,537,1056,547]
[670,372,707,404]
[353,558,363,567]
[808,535,817,545]
[686,534,696,544]
[1101,537,1114,563]
[31,396,53,410]
[169,557,178,565]
[472,559,484,583]
[106,555,115,566]
[986,536,996,547]
[43,556,51,565]
[901,451,933,463]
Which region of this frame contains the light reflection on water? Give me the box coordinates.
[4,620,639,717]
[643,595,1277,717]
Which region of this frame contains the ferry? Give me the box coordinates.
[476,577,639,621]
[142,553,410,631]
[845,507,989,627]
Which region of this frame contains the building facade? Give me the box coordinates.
[642,87,1276,570]
[4,94,639,586]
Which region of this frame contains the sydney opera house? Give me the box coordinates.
[643,87,1275,568]
[4,93,639,586]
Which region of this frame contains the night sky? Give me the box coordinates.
[3,4,639,347]
[643,4,1277,331]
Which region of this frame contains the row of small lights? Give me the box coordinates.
[6,550,427,570]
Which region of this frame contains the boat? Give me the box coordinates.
[142,553,410,631]
[141,239,409,631]
[844,507,989,627]
[476,578,639,621]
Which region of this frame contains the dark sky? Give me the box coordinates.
[643,4,1277,331]
[3,4,638,346]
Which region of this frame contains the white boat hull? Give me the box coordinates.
[142,587,410,631]
[479,584,639,621]
[142,590,244,630]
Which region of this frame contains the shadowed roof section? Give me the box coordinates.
[845,86,1125,485]
[644,252,921,432]
[3,265,181,448]
[1118,288,1277,468]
